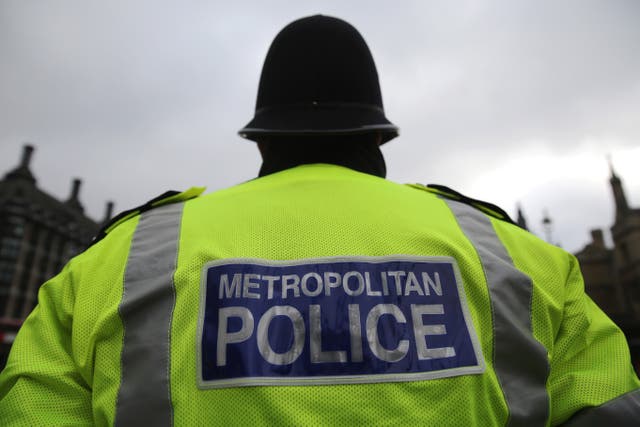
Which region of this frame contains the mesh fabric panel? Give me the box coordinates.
[0,217,137,426]
[493,219,640,425]
[172,164,505,426]
[5,165,635,425]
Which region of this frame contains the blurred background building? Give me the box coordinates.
[0,145,112,367]
[0,144,638,373]
[574,164,640,372]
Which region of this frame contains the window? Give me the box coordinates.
[0,260,14,285]
[7,216,25,237]
[12,296,25,319]
[0,237,21,259]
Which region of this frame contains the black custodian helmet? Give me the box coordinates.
[239,15,399,144]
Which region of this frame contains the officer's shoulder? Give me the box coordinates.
[90,186,205,247]
[408,183,517,226]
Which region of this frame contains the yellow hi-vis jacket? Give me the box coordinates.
[1,164,639,426]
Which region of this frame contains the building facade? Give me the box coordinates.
[0,145,110,367]
[575,165,640,372]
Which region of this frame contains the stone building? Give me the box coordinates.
[575,164,640,371]
[0,145,111,367]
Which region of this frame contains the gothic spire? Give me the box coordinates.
[516,203,528,231]
[4,144,37,184]
[608,157,629,222]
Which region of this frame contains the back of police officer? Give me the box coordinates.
[1,14,639,427]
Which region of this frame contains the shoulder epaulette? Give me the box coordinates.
[90,186,205,247]
[409,183,516,225]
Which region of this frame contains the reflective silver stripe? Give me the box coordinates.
[563,389,640,426]
[115,203,184,427]
[444,199,550,426]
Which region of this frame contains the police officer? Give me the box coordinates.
[1,15,639,426]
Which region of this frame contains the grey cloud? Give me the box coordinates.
[1,1,638,252]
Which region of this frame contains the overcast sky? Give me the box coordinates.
[1,0,638,253]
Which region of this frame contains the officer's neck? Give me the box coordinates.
[257,139,386,178]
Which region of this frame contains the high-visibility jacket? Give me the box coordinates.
[1,164,639,426]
